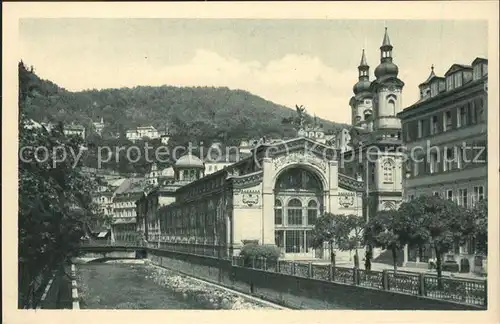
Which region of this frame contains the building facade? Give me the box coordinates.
[63,124,86,138]
[342,27,406,220]
[397,57,488,271]
[136,138,365,259]
[126,125,162,142]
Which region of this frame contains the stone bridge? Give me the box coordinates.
[76,245,147,263]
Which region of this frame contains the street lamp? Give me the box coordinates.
[329,219,336,268]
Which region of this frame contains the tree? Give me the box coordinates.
[467,199,488,255]
[18,62,101,307]
[311,213,350,266]
[338,214,364,269]
[397,195,468,283]
[364,210,404,273]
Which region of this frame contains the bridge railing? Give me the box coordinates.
[231,256,487,308]
[79,240,229,259]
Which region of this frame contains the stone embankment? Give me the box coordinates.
[144,261,275,310]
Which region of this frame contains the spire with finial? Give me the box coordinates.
[421,64,436,85]
[360,49,368,67]
[375,27,399,79]
[382,27,392,48]
[356,48,370,84]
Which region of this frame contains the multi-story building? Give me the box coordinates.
[126,125,161,142]
[63,124,86,138]
[111,178,147,242]
[297,124,326,144]
[93,117,105,135]
[397,57,488,272]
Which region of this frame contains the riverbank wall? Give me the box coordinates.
[147,248,484,310]
[37,265,73,309]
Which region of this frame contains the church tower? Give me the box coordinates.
[371,28,405,133]
[366,28,405,216]
[349,49,373,130]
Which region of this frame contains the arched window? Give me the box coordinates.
[307,200,319,225]
[287,199,303,225]
[275,199,283,225]
[383,160,394,183]
[388,99,396,115]
[383,201,396,210]
[275,168,322,191]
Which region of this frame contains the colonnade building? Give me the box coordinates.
[135,28,407,260]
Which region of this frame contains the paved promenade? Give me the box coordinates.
[294,259,486,280]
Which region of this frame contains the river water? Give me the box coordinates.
[77,261,272,310]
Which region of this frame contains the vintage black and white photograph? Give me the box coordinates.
[6,1,498,318]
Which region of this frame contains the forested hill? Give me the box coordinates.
[20,62,346,146]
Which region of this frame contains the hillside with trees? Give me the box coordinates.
[20,62,347,148]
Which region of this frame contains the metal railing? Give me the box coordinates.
[231,256,487,308]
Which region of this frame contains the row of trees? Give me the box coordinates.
[18,62,105,308]
[311,195,488,281]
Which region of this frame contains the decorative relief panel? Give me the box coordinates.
[273,152,327,172]
[338,192,355,208]
[381,200,398,211]
[242,191,260,207]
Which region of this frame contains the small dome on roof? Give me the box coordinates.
[161,166,175,178]
[174,153,204,169]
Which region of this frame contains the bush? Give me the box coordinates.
[239,243,281,267]
[442,261,459,273]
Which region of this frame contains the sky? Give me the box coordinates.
[19,19,488,124]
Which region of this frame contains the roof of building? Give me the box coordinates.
[108,178,127,187]
[114,177,145,195]
[160,166,175,178]
[174,153,205,169]
[64,124,85,130]
[444,63,472,76]
[472,57,488,65]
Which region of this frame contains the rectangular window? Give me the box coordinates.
[433,191,440,197]
[431,115,439,135]
[431,82,438,97]
[454,73,463,88]
[459,189,468,208]
[482,63,488,76]
[287,209,303,226]
[472,186,485,206]
[446,76,453,91]
[413,160,420,177]
[475,98,485,123]
[473,65,481,80]
[429,152,439,174]
[447,189,454,201]
[275,230,284,248]
[275,208,283,225]
[444,147,455,172]
[417,120,423,138]
[456,147,464,169]
[370,162,375,183]
[285,230,305,253]
[443,110,453,131]
[307,209,317,226]
[458,106,468,127]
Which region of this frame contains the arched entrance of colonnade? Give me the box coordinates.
[274,166,325,259]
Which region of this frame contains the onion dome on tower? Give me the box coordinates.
[374,28,399,80]
[353,49,371,95]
